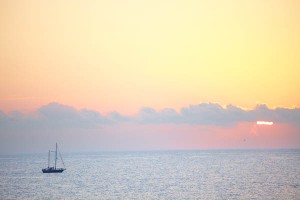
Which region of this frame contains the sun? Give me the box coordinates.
[256,121,274,125]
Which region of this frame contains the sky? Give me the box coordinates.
[0,0,300,154]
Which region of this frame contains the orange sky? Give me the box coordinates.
[1,0,300,115]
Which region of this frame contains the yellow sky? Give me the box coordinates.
[1,0,299,114]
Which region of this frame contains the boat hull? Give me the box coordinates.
[42,168,65,173]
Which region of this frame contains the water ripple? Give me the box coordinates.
[0,150,299,199]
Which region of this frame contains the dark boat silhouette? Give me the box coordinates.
[42,143,66,173]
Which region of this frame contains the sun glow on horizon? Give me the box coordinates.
[257,121,274,126]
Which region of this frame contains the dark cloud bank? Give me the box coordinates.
[1,102,300,154]
[1,102,300,130]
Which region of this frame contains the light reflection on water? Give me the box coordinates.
[1,150,299,199]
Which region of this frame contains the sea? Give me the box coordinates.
[0,149,299,199]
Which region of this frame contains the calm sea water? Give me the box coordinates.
[0,150,299,199]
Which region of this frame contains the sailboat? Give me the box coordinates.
[42,143,66,173]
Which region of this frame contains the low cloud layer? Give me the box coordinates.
[0,103,106,131]
[137,103,300,125]
[1,102,300,154]
[1,103,300,131]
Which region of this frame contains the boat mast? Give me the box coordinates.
[48,150,50,168]
[55,143,57,169]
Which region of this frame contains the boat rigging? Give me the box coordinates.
[42,143,66,173]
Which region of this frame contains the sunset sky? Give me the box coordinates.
[1,0,299,154]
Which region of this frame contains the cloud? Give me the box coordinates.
[137,107,180,124]
[273,107,300,123]
[136,103,300,125]
[38,103,110,128]
[107,111,131,122]
[1,102,300,154]
[0,102,299,132]
[136,103,243,125]
[180,103,238,125]
[0,103,112,131]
